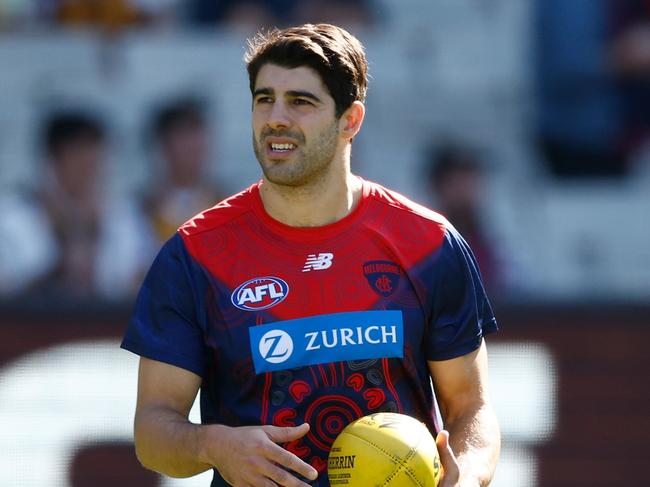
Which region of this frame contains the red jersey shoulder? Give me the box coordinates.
[360,180,448,264]
[178,184,257,238]
[365,180,448,232]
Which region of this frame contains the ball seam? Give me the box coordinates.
[340,430,424,487]
[400,434,426,487]
[382,433,423,487]
[342,430,404,463]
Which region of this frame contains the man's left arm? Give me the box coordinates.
[428,339,500,487]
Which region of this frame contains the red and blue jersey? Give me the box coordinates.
[121,179,497,486]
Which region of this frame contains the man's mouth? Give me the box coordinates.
[266,138,298,158]
[269,142,296,152]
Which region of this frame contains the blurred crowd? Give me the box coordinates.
[0,98,223,302]
[0,0,649,305]
[0,0,377,34]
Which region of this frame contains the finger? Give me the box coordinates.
[264,423,311,443]
[436,430,460,485]
[236,459,279,487]
[262,424,317,480]
[263,442,318,481]
[262,461,314,487]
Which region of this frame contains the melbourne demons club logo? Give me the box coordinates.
[363,261,401,297]
[231,277,289,311]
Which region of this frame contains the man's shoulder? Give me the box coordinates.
[178,183,258,238]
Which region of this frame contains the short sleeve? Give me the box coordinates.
[427,226,498,361]
[121,233,208,376]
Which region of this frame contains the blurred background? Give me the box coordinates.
[0,0,648,486]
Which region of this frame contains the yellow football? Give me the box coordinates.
[327,412,441,486]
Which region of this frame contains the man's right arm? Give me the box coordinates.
[133,357,318,486]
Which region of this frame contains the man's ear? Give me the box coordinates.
[339,101,365,140]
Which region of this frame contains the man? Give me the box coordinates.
[0,110,153,300]
[143,96,224,244]
[425,142,502,296]
[122,24,500,486]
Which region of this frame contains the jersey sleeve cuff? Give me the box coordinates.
[428,317,498,361]
[120,338,205,377]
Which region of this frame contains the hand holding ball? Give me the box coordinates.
[327,412,442,486]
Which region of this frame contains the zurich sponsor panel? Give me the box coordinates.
[249,310,404,374]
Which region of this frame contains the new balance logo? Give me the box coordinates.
[302,253,334,272]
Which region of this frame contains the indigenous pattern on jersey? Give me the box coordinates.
[122,179,497,486]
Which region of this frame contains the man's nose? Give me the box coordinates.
[268,100,291,129]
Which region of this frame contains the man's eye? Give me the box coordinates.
[256,97,273,104]
[293,98,313,106]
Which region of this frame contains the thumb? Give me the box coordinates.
[436,430,460,484]
[264,422,311,443]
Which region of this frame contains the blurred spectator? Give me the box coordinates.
[0,110,154,301]
[425,142,504,295]
[40,0,182,32]
[3,0,377,33]
[0,189,56,297]
[185,0,376,33]
[55,0,140,30]
[535,0,626,178]
[143,97,224,244]
[294,0,376,33]
[535,0,650,178]
[186,0,295,32]
[0,1,36,30]
[610,0,650,159]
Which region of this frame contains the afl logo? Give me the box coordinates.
[231,276,289,311]
[258,330,294,364]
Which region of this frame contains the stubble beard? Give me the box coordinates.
[253,121,339,188]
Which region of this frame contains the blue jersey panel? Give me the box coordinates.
[424,225,498,361]
[121,233,208,377]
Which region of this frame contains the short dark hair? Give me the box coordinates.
[43,111,105,157]
[152,97,206,140]
[427,143,483,188]
[244,23,368,118]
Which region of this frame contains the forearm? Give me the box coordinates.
[134,404,220,478]
[445,402,500,486]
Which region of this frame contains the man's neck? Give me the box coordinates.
[259,171,363,228]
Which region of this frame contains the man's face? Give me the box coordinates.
[251,63,341,187]
[53,138,103,197]
[162,120,208,186]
